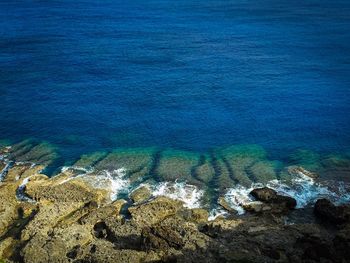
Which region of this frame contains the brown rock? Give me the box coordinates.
[128,196,184,226]
[129,186,151,203]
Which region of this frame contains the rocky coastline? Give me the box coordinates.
[0,142,350,262]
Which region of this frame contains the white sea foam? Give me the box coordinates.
[152,181,204,209]
[224,168,350,214]
[0,161,14,182]
[208,208,228,221]
[84,168,130,201]
[59,166,95,184]
[16,176,35,202]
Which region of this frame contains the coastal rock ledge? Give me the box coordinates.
[0,162,349,262]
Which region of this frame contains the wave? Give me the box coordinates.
[151,181,204,209]
[224,168,350,214]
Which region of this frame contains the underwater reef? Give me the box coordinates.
[1,140,350,262]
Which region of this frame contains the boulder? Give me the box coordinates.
[250,187,277,201]
[249,187,296,213]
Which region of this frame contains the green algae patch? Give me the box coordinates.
[156,150,200,184]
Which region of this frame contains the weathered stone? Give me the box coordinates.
[129,186,151,203]
[128,196,184,226]
[218,196,236,213]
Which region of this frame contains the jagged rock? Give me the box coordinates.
[218,196,236,213]
[80,239,161,263]
[142,215,210,252]
[22,233,69,263]
[25,178,108,204]
[314,199,350,224]
[0,183,19,236]
[243,201,271,213]
[0,237,16,259]
[21,201,85,241]
[79,199,126,225]
[129,186,151,203]
[128,196,184,226]
[103,217,143,250]
[179,208,209,224]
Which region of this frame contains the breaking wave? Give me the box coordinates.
[224,169,350,214]
[151,181,204,209]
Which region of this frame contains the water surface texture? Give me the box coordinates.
[1,0,350,164]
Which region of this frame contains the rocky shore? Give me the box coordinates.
[0,161,349,262]
[1,141,350,262]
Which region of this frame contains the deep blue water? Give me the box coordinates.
[1,0,350,163]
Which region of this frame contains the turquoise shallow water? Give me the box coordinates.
[0,0,350,176]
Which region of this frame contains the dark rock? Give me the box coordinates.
[249,187,296,213]
[314,199,350,224]
[250,187,277,202]
[271,195,297,210]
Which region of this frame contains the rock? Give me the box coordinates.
[250,187,277,201]
[180,208,209,224]
[243,201,270,213]
[129,186,151,203]
[80,239,161,263]
[104,217,143,250]
[21,201,84,241]
[218,196,236,213]
[128,196,184,226]
[333,226,350,259]
[271,195,297,210]
[314,199,350,224]
[25,177,108,204]
[249,187,296,213]
[79,199,126,225]
[0,237,16,259]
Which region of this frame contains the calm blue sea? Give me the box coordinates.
[1,0,350,165]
